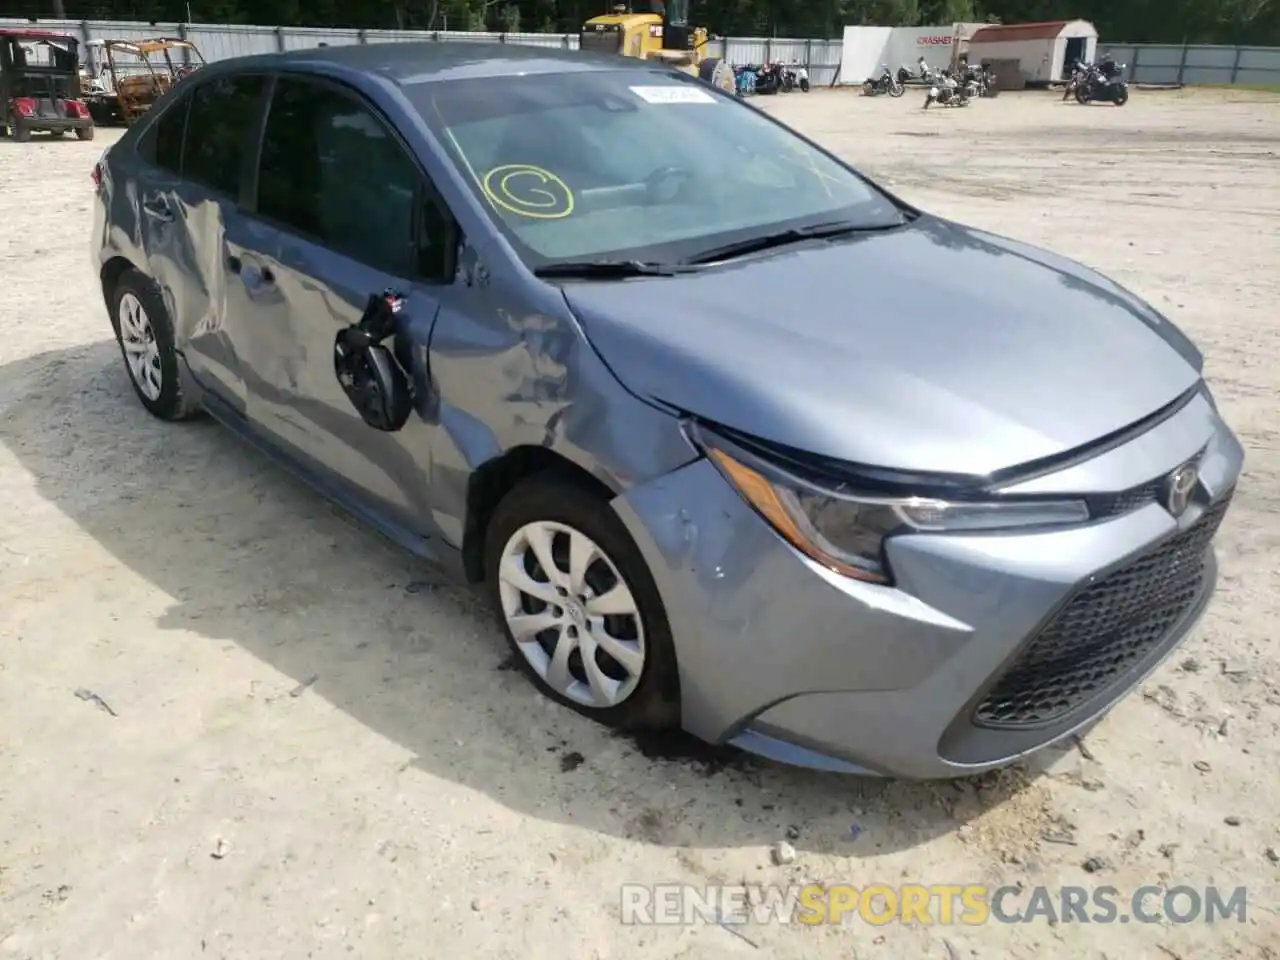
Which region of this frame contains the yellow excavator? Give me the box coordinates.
[580,0,736,94]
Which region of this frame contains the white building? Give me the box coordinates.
[838,23,987,84]
[966,19,1098,84]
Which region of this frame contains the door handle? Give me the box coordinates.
[142,197,173,222]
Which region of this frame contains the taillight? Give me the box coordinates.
[63,99,89,118]
[12,97,36,118]
[91,162,102,187]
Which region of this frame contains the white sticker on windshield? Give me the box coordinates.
[629,85,717,104]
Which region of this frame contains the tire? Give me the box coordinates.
[697,57,735,96]
[1114,86,1129,106]
[800,78,809,92]
[12,119,30,143]
[923,93,932,109]
[484,473,680,732]
[889,80,905,97]
[1075,85,1090,105]
[109,269,202,421]
[76,125,95,140]
[863,81,875,96]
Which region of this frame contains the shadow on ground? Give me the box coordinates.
[0,341,1047,855]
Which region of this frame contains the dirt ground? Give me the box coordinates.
[1,87,1278,959]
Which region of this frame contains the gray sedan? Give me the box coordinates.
[90,42,1242,778]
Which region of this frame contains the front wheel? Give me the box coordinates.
[485,474,681,731]
[889,80,905,97]
[1075,85,1090,104]
[1113,86,1129,105]
[923,93,933,109]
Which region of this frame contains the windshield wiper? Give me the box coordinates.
[533,259,690,280]
[681,219,905,266]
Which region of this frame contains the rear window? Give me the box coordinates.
[408,69,901,267]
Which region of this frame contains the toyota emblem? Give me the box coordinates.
[1163,462,1199,518]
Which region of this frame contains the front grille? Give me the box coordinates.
[974,488,1234,729]
[1089,478,1161,519]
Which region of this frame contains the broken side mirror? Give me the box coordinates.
[334,292,413,432]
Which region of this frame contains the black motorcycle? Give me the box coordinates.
[753,62,782,95]
[1075,61,1129,105]
[863,64,905,97]
[967,63,999,97]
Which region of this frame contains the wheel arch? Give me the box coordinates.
[461,445,618,583]
[100,255,140,321]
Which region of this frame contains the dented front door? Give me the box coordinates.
[219,213,441,529]
[220,74,445,531]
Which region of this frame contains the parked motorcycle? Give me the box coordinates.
[753,61,783,95]
[790,61,810,92]
[923,71,969,108]
[1075,59,1129,105]
[898,55,939,87]
[965,62,999,97]
[733,63,758,96]
[1062,59,1090,100]
[863,64,904,97]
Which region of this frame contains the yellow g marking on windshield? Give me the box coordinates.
[482,165,575,219]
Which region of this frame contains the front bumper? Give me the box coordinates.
[610,391,1243,779]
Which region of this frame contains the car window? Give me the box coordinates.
[256,76,434,279]
[139,95,188,173]
[182,73,265,196]
[408,69,904,268]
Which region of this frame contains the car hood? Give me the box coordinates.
[562,216,1203,477]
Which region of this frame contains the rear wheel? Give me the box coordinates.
[110,269,202,421]
[485,474,680,732]
[76,125,95,140]
[697,57,735,95]
[1075,85,1090,104]
[11,119,30,142]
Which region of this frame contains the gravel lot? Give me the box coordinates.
[1,86,1277,959]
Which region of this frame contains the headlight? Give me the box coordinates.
[696,429,1089,585]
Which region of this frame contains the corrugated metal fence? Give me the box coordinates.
[1098,43,1280,86]
[2,18,1276,88]
[0,18,831,87]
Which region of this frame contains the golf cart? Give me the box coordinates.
[83,37,204,126]
[0,28,94,141]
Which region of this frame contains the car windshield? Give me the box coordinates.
[409,69,904,267]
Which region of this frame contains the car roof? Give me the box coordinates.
[204,40,668,87]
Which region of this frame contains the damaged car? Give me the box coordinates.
[90,43,1242,779]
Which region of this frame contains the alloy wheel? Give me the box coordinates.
[118,291,163,401]
[497,520,646,709]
